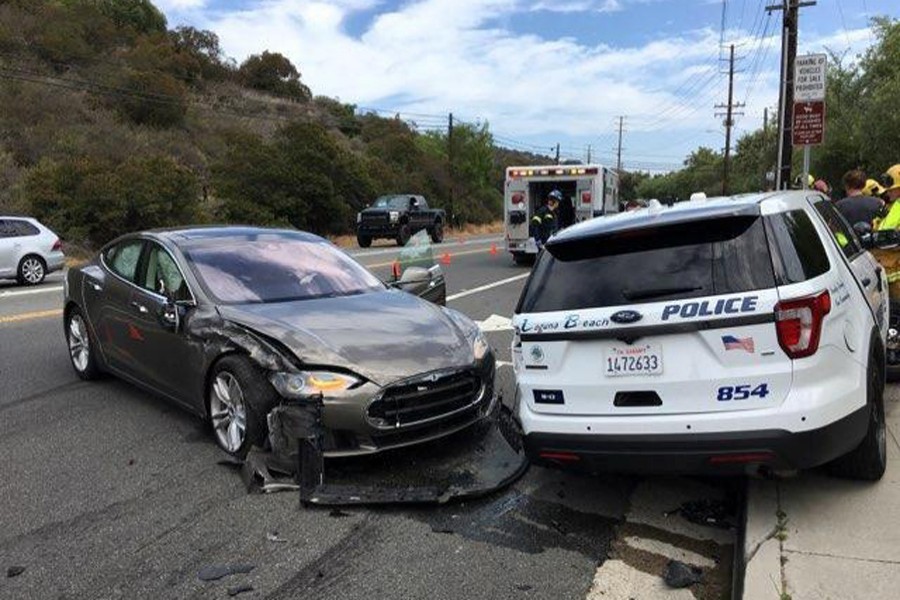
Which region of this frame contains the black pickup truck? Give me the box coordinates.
[356,194,446,247]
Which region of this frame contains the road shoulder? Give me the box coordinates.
[743,390,900,599]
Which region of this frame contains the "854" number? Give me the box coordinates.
[717,384,770,402]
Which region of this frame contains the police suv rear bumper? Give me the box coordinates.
[523,404,869,474]
[507,238,540,255]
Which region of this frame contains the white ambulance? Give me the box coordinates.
[504,165,619,264]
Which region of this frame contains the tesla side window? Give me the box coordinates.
[105,240,144,282]
[186,237,384,304]
[142,244,192,301]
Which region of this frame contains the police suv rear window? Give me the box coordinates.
[518,216,775,313]
[764,210,830,285]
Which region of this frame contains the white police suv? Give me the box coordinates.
[512,191,889,479]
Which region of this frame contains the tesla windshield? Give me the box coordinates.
[186,238,384,303]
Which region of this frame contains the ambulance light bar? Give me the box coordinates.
[508,167,599,178]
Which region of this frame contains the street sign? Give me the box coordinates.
[792,101,825,146]
[794,53,827,102]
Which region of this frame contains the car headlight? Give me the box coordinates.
[389,211,400,223]
[269,371,360,399]
[473,331,490,361]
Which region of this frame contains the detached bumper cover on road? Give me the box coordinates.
[524,405,870,474]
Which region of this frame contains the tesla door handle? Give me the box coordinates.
[862,277,873,287]
[88,281,103,292]
[130,301,149,314]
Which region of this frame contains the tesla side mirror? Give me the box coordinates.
[399,266,431,285]
[392,265,446,305]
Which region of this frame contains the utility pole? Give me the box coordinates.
[448,112,454,228]
[763,106,769,190]
[767,0,816,190]
[715,44,745,195]
[615,116,625,174]
[587,144,592,164]
[554,143,560,165]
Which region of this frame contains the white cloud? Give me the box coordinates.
[190,1,875,164]
[203,1,730,135]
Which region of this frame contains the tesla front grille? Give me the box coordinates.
[367,370,483,428]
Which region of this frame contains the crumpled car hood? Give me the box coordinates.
[217,290,475,386]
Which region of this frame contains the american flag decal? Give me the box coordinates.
[722,335,755,353]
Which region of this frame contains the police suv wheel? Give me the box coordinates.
[828,350,887,481]
[357,234,372,248]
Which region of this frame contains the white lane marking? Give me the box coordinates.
[0,285,64,298]
[348,236,502,258]
[475,314,514,332]
[447,273,529,302]
[623,536,716,569]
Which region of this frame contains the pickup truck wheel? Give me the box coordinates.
[430,221,444,243]
[396,223,411,246]
[357,234,372,248]
[828,348,886,481]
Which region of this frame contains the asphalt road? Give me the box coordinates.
[0,236,738,600]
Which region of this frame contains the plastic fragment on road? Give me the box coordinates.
[663,560,703,589]
[7,566,25,578]
[228,584,254,596]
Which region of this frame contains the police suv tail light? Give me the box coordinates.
[775,291,831,359]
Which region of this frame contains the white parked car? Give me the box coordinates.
[0,217,65,285]
[513,191,889,480]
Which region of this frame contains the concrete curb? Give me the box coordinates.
[742,478,783,599]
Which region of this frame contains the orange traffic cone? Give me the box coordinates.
[391,260,401,280]
[441,252,452,265]
[489,243,498,256]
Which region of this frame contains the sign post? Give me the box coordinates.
[792,53,827,190]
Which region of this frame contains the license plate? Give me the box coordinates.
[604,344,663,377]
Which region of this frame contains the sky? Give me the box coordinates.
[156,0,893,172]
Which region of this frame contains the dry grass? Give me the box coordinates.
[329,221,502,249]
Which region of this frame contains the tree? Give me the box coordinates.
[22,154,200,246]
[168,26,232,81]
[118,70,188,128]
[92,0,167,35]
[238,52,311,102]
[213,122,375,234]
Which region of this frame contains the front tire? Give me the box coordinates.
[65,307,102,380]
[430,221,444,244]
[396,223,411,246]
[828,352,887,481]
[208,355,279,459]
[17,255,46,286]
[357,234,372,248]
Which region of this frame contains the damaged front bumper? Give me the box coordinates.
[240,399,527,505]
[300,360,497,458]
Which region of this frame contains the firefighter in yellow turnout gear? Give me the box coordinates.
[872,165,900,293]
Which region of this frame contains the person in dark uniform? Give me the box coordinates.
[530,191,560,246]
[835,169,884,227]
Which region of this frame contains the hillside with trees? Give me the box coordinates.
[636,17,900,202]
[0,0,550,248]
